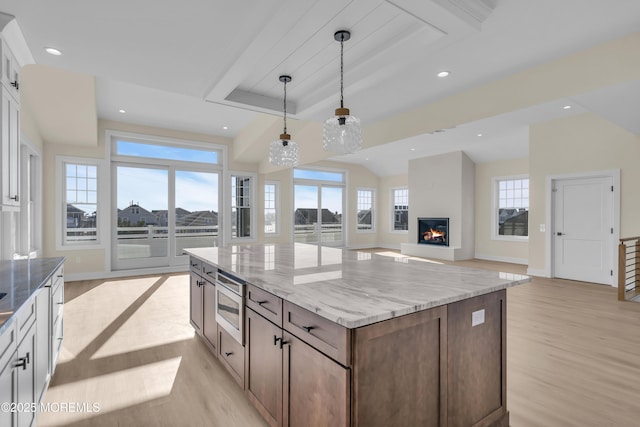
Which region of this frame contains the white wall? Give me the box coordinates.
[475,157,529,264]
[528,113,640,274]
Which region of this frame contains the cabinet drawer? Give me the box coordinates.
[52,266,64,287]
[0,320,16,370]
[201,262,217,282]
[52,277,64,318]
[246,284,282,327]
[189,257,202,274]
[16,297,36,345]
[218,326,244,387]
[283,301,350,366]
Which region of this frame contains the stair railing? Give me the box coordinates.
[618,237,640,301]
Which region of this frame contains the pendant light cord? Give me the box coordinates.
[340,34,344,109]
[283,78,288,134]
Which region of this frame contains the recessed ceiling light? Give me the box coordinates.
[44,47,62,56]
[223,126,228,130]
[410,148,416,151]
[365,158,369,161]
[477,133,483,137]
[119,109,126,114]
[563,105,572,110]
[437,71,450,78]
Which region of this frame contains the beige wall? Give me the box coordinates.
[378,174,409,249]
[528,113,640,273]
[475,157,529,263]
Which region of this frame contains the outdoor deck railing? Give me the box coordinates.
[618,236,640,301]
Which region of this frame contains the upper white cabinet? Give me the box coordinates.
[0,39,19,100]
[0,35,20,210]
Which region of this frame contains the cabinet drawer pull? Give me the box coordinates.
[10,195,18,201]
[224,352,233,357]
[191,262,198,267]
[197,281,205,287]
[279,339,289,349]
[10,81,18,90]
[273,335,281,346]
[257,300,268,306]
[57,274,64,278]
[302,326,315,333]
[14,352,29,370]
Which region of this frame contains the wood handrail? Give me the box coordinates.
[620,236,640,243]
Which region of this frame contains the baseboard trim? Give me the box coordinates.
[475,253,528,265]
[526,267,549,277]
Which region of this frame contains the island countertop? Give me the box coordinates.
[185,244,530,328]
[0,257,66,333]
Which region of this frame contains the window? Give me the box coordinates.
[392,188,409,231]
[264,182,279,235]
[116,140,219,164]
[231,174,254,239]
[61,160,99,245]
[356,189,374,232]
[293,168,344,183]
[494,177,529,239]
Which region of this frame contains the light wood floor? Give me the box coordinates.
[38,254,640,427]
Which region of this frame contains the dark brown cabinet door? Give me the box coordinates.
[202,280,216,352]
[189,272,203,332]
[245,308,282,427]
[283,332,349,427]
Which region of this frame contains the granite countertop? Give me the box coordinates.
[185,244,530,329]
[0,257,65,333]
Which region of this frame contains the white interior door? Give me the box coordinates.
[553,176,613,285]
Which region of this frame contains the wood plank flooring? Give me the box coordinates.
[37,255,640,426]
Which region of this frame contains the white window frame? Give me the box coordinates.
[492,175,529,242]
[55,156,107,250]
[390,187,409,233]
[227,171,257,243]
[18,137,42,257]
[264,181,280,237]
[292,165,349,247]
[356,187,375,233]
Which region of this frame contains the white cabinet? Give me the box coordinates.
[0,261,64,427]
[0,322,17,427]
[0,39,19,99]
[0,35,20,210]
[0,85,19,208]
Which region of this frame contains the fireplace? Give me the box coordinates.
[418,217,449,246]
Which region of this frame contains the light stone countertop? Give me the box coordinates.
[185,243,530,329]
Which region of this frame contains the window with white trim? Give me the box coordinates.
[392,188,409,231]
[264,182,279,235]
[493,177,529,239]
[62,160,99,245]
[356,188,374,232]
[231,174,254,239]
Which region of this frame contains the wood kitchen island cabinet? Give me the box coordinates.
[185,244,529,427]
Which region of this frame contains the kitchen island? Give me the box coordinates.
[185,243,529,427]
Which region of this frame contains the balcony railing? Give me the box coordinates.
[618,236,640,301]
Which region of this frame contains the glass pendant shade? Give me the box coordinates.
[323,30,362,154]
[323,108,362,154]
[269,133,299,167]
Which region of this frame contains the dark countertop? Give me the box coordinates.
[0,257,65,333]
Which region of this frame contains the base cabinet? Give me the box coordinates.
[189,271,204,333]
[283,332,349,427]
[202,280,217,354]
[245,306,350,427]
[16,324,36,427]
[245,308,283,426]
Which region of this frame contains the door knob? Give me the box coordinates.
[557,232,564,236]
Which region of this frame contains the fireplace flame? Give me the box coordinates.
[423,228,446,240]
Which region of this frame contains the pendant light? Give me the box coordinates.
[323,30,362,154]
[269,75,299,167]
